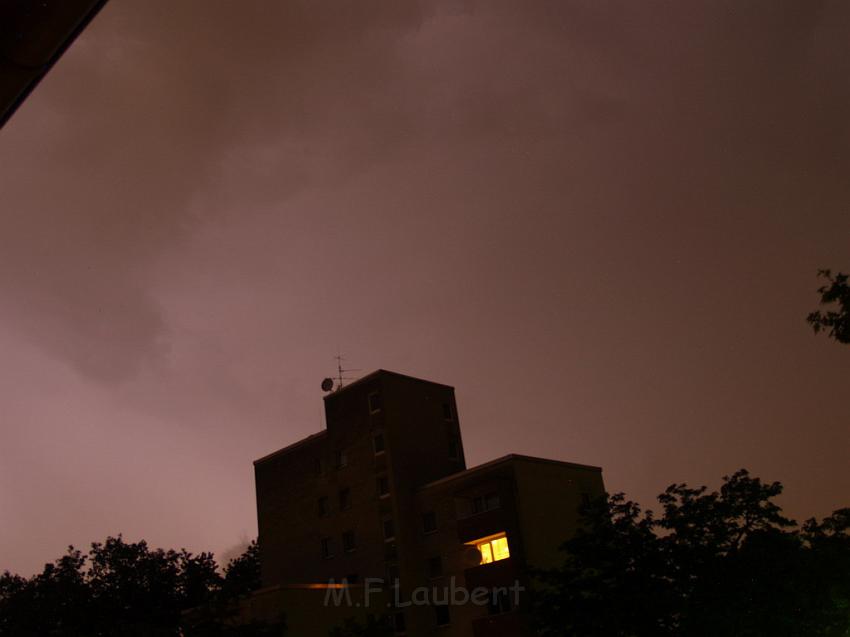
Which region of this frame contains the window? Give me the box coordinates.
[488,588,512,615]
[339,488,351,511]
[343,530,356,553]
[447,434,459,460]
[318,496,329,517]
[386,563,400,588]
[383,517,395,542]
[472,493,500,514]
[427,555,442,578]
[335,450,348,469]
[321,537,334,559]
[377,475,390,498]
[468,532,510,565]
[422,511,437,534]
[434,604,450,626]
[314,458,324,475]
[442,402,453,420]
[345,573,359,585]
[368,392,382,413]
[392,611,406,634]
[373,432,385,454]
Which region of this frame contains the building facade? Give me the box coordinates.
[250,370,604,636]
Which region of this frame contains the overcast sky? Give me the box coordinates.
[1,0,849,576]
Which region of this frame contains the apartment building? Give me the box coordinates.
[249,370,604,636]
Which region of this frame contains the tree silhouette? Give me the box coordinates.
[220,540,262,600]
[534,470,850,637]
[808,269,850,344]
[0,536,279,637]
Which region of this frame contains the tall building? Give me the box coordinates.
[0,0,108,128]
[249,370,604,636]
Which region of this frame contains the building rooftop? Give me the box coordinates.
[321,369,455,399]
[418,453,602,491]
[253,430,327,466]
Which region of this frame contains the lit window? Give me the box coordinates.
[468,532,510,565]
[491,535,510,561]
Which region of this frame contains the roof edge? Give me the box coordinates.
[322,369,454,399]
[253,430,328,466]
[419,453,602,491]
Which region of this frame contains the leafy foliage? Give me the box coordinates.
[0,536,275,637]
[808,269,850,344]
[534,470,850,637]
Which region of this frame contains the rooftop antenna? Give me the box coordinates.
[321,351,360,393]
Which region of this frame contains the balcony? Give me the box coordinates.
[456,508,512,545]
[464,556,519,590]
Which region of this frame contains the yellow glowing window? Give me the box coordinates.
[468,532,510,565]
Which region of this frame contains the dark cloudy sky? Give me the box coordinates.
[2,0,849,576]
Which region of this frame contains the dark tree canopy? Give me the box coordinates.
[534,470,850,637]
[808,269,850,344]
[0,536,276,637]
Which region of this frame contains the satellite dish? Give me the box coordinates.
[321,377,335,392]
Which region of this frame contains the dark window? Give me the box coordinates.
[386,563,400,588]
[318,496,329,517]
[321,537,334,559]
[384,543,398,561]
[368,392,382,413]
[339,488,351,511]
[427,555,442,578]
[488,588,512,615]
[447,434,459,460]
[343,530,356,553]
[345,573,359,584]
[422,511,437,534]
[377,475,390,497]
[373,432,385,454]
[581,492,592,508]
[392,611,406,633]
[314,458,324,475]
[434,604,450,626]
[442,402,453,420]
[335,450,348,468]
[472,493,500,514]
[383,518,395,541]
